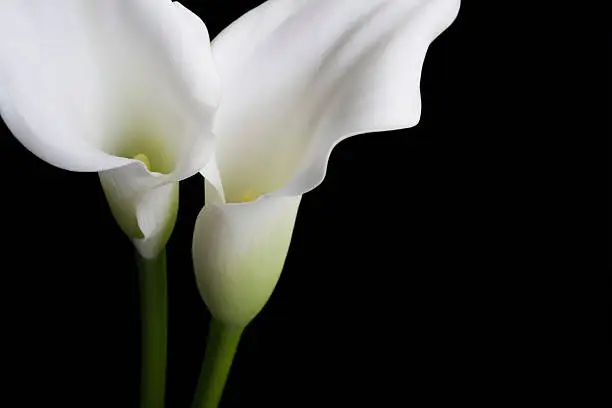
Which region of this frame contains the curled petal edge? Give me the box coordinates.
[192,188,301,327]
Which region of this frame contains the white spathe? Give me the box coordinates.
[193,192,301,327]
[193,0,460,326]
[0,0,219,258]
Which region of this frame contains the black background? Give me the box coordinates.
[0,1,605,407]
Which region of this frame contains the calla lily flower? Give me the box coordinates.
[0,0,219,258]
[193,0,460,327]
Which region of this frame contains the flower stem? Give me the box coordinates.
[191,319,244,408]
[136,250,168,408]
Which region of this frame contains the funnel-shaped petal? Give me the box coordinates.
[193,189,301,326]
[194,0,460,325]
[0,0,220,257]
[205,0,460,202]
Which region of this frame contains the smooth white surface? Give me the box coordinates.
[193,194,302,326]
[204,0,460,202]
[195,0,460,323]
[0,0,220,257]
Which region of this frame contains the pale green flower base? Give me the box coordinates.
[192,319,244,408]
[137,250,168,408]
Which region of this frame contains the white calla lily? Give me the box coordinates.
[193,0,460,326]
[193,193,301,327]
[0,0,219,258]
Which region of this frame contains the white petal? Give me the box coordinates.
[99,162,179,259]
[0,0,219,175]
[210,0,460,201]
[192,194,302,326]
[133,181,179,260]
[1,1,219,257]
[201,155,226,204]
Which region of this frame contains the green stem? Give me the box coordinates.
[136,250,168,408]
[191,319,244,408]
